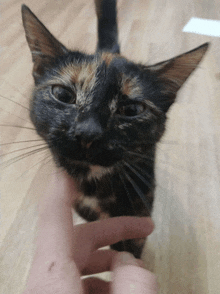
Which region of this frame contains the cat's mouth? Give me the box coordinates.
[81,146,122,166]
[50,139,123,167]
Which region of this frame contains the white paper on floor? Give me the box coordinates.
[183,17,220,37]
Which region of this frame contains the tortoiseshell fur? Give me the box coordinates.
[22,0,208,257]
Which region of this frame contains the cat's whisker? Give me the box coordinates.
[119,140,157,147]
[124,156,173,193]
[0,124,36,130]
[1,139,44,146]
[122,160,154,191]
[127,161,166,191]
[0,79,30,101]
[16,153,52,180]
[0,107,32,125]
[158,139,179,146]
[124,149,154,162]
[120,168,151,213]
[103,172,115,198]
[118,172,138,215]
[1,146,48,169]
[126,161,155,181]
[124,147,186,172]
[1,143,48,157]
[0,94,30,111]
[120,144,177,177]
[42,156,54,168]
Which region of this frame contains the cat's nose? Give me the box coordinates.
[75,117,103,148]
[75,132,100,149]
[80,140,93,149]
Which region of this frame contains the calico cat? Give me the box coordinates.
[21,0,208,258]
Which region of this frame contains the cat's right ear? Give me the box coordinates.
[21,5,68,81]
[145,43,209,112]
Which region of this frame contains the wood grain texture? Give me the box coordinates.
[0,0,220,293]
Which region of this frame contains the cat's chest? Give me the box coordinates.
[74,163,154,222]
[74,166,116,221]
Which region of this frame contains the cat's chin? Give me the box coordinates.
[54,151,119,178]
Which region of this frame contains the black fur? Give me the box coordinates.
[95,0,120,53]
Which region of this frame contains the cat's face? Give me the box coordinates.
[31,51,165,174]
[22,5,208,178]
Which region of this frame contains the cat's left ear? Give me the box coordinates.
[147,43,209,112]
[22,5,68,81]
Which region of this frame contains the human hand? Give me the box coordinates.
[23,171,158,294]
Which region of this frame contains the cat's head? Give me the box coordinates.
[22,5,208,177]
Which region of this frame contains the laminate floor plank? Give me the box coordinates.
[1,1,219,293]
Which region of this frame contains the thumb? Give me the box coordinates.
[111,252,158,294]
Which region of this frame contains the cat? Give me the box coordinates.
[21,0,209,258]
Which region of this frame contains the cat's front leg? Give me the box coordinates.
[74,173,154,258]
[75,198,148,258]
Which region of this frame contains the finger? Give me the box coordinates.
[33,171,80,268]
[92,217,154,249]
[75,216,154,251]
[83,277,110,294]
[82,249,117,275]
[111,252,158,294]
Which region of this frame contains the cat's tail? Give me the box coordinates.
[95,0,120,53]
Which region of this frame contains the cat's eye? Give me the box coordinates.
[51,85,76,104]
[117,103,146,117]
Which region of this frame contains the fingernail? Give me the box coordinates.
[116,252,146,269]
[119,252,140,266]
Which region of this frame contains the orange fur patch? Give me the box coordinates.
[121,75,142,98]
[60,61,98,88]
[101,52,117,66]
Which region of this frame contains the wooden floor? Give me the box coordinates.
[1,0,220,293]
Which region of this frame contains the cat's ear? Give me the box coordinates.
[147,43,209,112]
[21,5,68,81]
